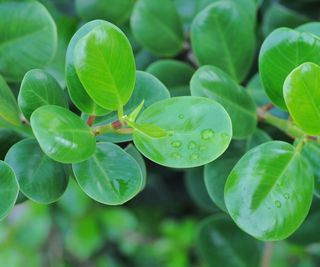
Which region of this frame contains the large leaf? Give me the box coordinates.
[225,141,314,241]
[0,75,20,125]
[133,96,232,168]
[30,105,96,163]
[146,59,194,96]
[191,1,255,82]
[18,69,68,120]
[92,71,170,143]
[0,1,57,81]
[259,27,320,109]
[130,0,184,57]
[283,62,320,135]
[191,65,256,139]
[197,215,260,267]
[5,139,68,204]
[75,0,134,25]
[74,22,136,111]
[65,20,109,116]
[72,142,143,205]
[0,161,19,220]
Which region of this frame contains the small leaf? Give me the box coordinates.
[284,62,320,135]
[191,65,256,139]
[127,100,145,122]
[245,128,272,151]
[18,69,68,120]
[191,1,255,82]
[130,0,184,57]
[72,142,143,205]
[30,105,96,163]
[0,161,19,220]
[5,139,68,204]
[225,141,314,241]
[74,21,136,111]
[65,20,110,116]
[133,96,232,168]
[259,27,320,109]
[0,75,20,125]
[0,1,57,81]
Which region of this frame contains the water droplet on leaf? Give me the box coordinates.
[284,193,290,200]
[201,129,215,140]
[188,141,197,150]
[171,140,182,148]
[221,132,230,139]
[190,153,199,160]
[178,114,184,119]
[199,145,206,151]
[171,152,182,159]
[275,200,281,208]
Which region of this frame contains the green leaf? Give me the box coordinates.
[5,139,68,204]
[0,161,19,220]
[74,21,136,111]
[191,65,257,139]
[246,73,270,107]
[133,96,232,168]
[283,62,320,135]
[146,59,194,96]
[30,105,96,163]
[75,0,134,25]
[245,128,272,151]
[191,1,255,82]
[0,1,57,81]
[225,141,314,241]
[130,0,184,57]
[65,20,110,116]
[0,75,20,125]
[296,22,320,37]
[72,142,143,205]
[259,27,320,109]
[197,215,260,267]
[93,71,170,143]
[18,69,68,120]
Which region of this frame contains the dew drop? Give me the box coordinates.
[275,200,281,208]
[284,193,290,200]
[171,152,182,159]
[190,153,199,160]
[201,129,215,140]
[188,141,197,150]
[178,114,184,119]
[171,140,182,148]
[221,132,230,139]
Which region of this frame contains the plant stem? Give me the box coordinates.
[260,242,273,267]
[87,115,96,127]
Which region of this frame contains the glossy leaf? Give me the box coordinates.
[0,1,57,81]
[296,22,320,37]
[259,27,320,109]
[93,71,170,143]
[245,129,272,151]
[197,215,260,267]
[0,161,19,220]
[74,22,136,111]
[65,20,109,116]
[133,96,232,168]
[191,66,256,139]
[18,69,68,120]
[283,62,320,135]
[225,141,314,241]
[191,1,255,82]
[5,139,68,204]
[146,60,194,96]
[72,142,143,205]
[75,0,134,25]
[30,105,96,163]
[0,75,20,125]
[130,0,184,57]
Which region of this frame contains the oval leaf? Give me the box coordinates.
[130,0,184,57]
[19,69,68,120]
[191,1,255,82]
[0,75,20,125]
[259,27,320,109]
[72,142,143,205]
[65,20,109,116]
[191,65,257,139]
[284,62,320,135]
[225,141,314,241]
[133,96,232,168]
[30,105,96,163]
[5,139,68,204]
[74,21,136,111]
[0,1,57,81]
[0,161,19,220]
